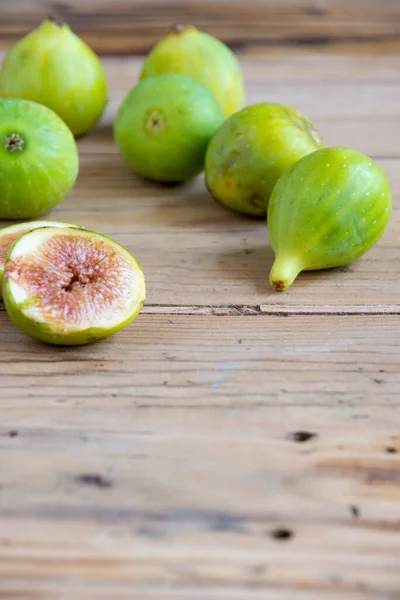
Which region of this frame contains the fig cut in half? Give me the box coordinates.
[2,227,146,345]
[0,220,81,298]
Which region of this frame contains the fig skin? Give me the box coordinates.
[114,74,224,182]
[268,147,392,292]
[0,98,79,219]
[2,228,146,346]
[140,25,244,118]
[4,291,145,346]
[0,18,108,136]
[205,103,324,217]
[0,220,82,299]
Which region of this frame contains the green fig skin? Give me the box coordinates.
[2,228,146,346]
[0,220,82,299]
[0,18,108,136]
[205,103,324,218]
[268,147,392,292]
[4,290,145,346]
[140,25,244,118]
[114,74,224,182]
[0,98,79,219]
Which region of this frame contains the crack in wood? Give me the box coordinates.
[1,301,400,316]
[143,305,400,316]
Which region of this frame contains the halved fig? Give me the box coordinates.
[0,221,81,298]
[2,227,146,345]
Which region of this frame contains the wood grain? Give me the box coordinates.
[1,152,399,309]
[0,54,398,310]
[0,313,400,598]
[0,42,400,599]
[0,0,400,54]
[0,313,399,403]
[87,55,400,159]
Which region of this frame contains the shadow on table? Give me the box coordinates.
[211,242,276,297]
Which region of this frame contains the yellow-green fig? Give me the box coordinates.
[114,74,224,182]
[0,98,79,219]
[205,103,324,217]
[140,24,244,118]
[0,17,108,136]
[268,147,392,292]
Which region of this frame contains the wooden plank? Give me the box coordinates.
[0,590,387,600]
[0,54,398,310]
[0,0,400,54]
[0,313,399,598]
[2,154,398,309]
[0,589,392,600]
[0,24,398,600]
[142,305,400,315]
[80,55,400,159]
[1,313,399,404]
[1,51,400,157]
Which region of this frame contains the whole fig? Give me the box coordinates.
[114,75,224,182]
[140,25,244,118]
[268,147,392,291]
[205,103,323,217]
[0,17,108,136]
[0,98,79,219]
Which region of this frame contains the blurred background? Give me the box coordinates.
[1,0,399,55]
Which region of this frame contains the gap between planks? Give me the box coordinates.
[131,304,400,316]
[0,301,399,316]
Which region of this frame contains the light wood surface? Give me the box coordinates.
[1,47,400,599]
[0,0,400,54]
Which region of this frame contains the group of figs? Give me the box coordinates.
[0,18,392,345]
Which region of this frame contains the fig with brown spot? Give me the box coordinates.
[205,103,324,217]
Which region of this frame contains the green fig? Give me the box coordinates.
[205,103,324,217]
[268,147,392,292]
[0,17,108,136]
[0,98,79,219]
[140,24,244,118]
[0,220,82,298]
[114,74,224,182]
[3,227,146,345]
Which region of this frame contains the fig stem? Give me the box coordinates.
[171,24,187,34]
[48,15,64,27]
[4,133,25,153]
[269,256,301,292]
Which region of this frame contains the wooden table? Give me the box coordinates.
[1,48,400,599]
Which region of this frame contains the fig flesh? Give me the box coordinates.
[0,221,81,298]
[0,98,79,219]
[140,25,244,118]
[2,227,146,345]
[268,147,392,291]
[205,103,324,217]
[0,18,108,136]
[114,74,224,182]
